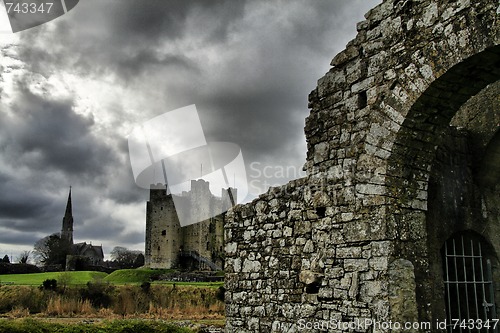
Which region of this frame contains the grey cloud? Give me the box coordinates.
[0,0,382,254]
[18,0,246,80]
[0,228,45,246]
[107,0,246,42]
[1,79,118,180]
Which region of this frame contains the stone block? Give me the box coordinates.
[344,259,369,272]
[331,46,360,67]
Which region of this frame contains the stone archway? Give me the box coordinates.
[385,46,500,324]
[226,0,499,331]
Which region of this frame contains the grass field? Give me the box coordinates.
[0,269,224,287]
[0,271,107,285]
[103,269,169,284]
[0,319,195,333]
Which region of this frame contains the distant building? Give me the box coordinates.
[145,180,235,270]
[61,188,104,269]
[71,242,104,266]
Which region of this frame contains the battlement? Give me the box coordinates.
[153,180,236,204]
[149,183,167,201]
[190,179,210,192]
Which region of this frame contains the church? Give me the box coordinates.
[61,188,104,269]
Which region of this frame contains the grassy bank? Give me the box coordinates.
[0,319,195,333]
[0,269,224,288]
[103,269,172,284]
[0,271,107,286]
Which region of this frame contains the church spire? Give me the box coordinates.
[65,186,72,217]
[61,187,74,244]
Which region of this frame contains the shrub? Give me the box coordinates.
[57,272,73,294]
[41,279,57,291]
[0,263,41,274]
[215,286,225,302]
[140,281,151,293]
[81,280,114,308]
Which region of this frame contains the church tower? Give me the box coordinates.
[61,187,74,244]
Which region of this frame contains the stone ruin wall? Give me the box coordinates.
[225,0,500,332]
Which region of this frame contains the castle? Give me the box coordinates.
[144,179,236,270]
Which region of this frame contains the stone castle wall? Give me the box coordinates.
[225,0,500,331]
[145,185,182,269]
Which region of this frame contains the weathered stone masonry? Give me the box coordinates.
[226,0,499,332]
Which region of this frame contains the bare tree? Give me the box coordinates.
[33,233,72,266]
[17,250,30,264]
[110,246,144,268]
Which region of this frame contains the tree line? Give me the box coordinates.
[2,233,144,272]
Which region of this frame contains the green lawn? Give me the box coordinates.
[0,271,107,285]
[103,268,174,284]
[0,269,224,286]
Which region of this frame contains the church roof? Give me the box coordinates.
[73,242,104,259]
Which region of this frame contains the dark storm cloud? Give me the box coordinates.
[108,0,246,43]
[1,0,382,255]
[0,228,44,246]
[115,51,200,80]
[1,78,118,179]
[14,0,380,193]
[17,0,246,80]
[0,195,47,220]
[72,206,145,247]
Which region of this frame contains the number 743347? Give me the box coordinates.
[5,2,53,14]
[450,319,499,330]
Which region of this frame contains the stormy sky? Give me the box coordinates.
[0,0,380,260]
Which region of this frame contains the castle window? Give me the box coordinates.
[161,230,166,236]
[157,246,160,251]
[161,207,163,210]
[358,90,367,109]
[206,242,210,250]
[316,207,326,218]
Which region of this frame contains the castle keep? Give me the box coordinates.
[145,180,236,270]
[225,0,500,331]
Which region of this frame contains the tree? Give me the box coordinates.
[110,246,144,269]
[17,250,30,264]
[133,253,145,267]
[33,233,72,267]
[2,255,10,263]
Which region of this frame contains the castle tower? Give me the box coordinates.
[61,187,74,244]
[145,184,182,269]
[145,180,232,270]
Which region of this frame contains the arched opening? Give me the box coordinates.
[441,231,498,332]
[386,45,500,323]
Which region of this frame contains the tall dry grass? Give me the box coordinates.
[0,284,224,319]
[46,296,94,316]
